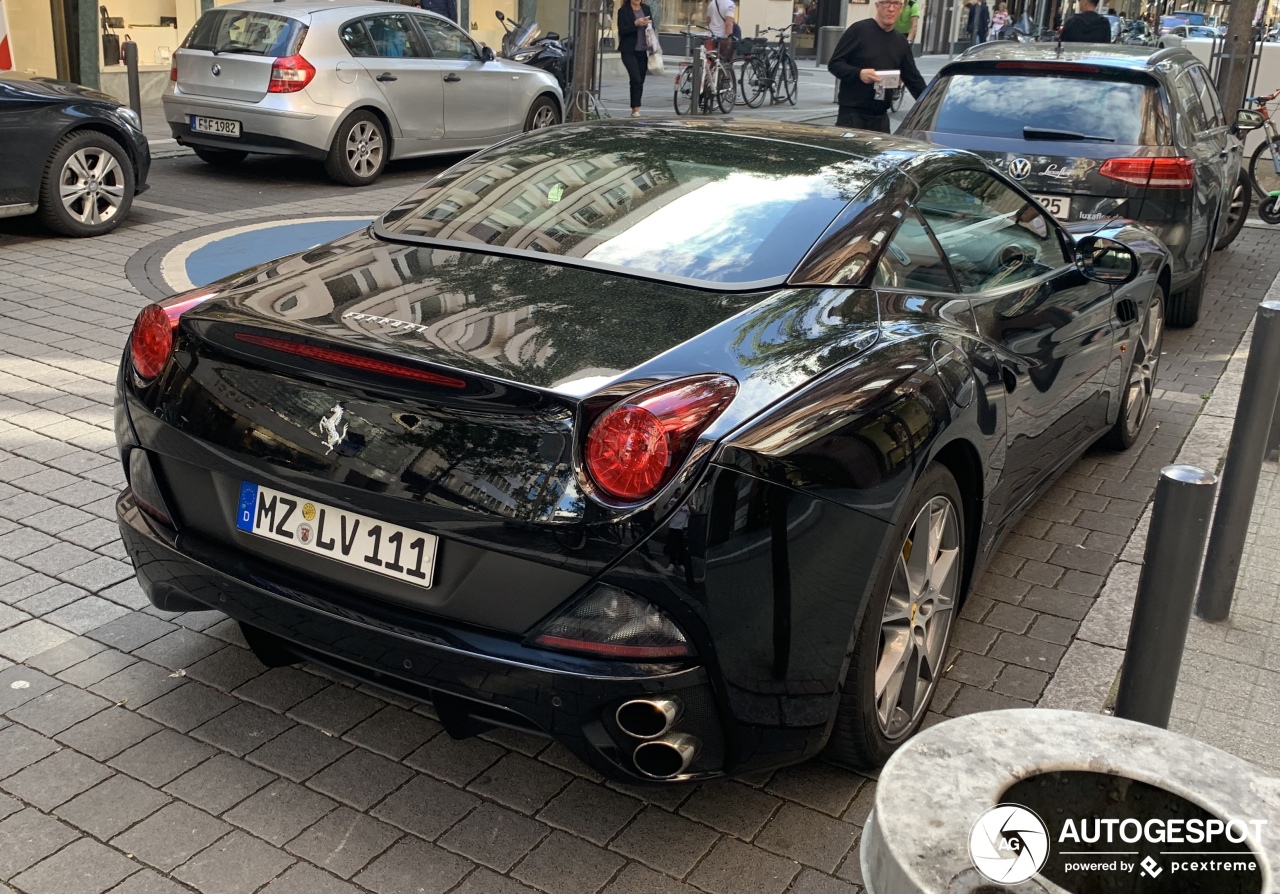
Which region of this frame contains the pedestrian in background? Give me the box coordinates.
[989,2,1009,39]
[1059,0,1112,41]
[894,0,921,42]
[828,0,926,131]
[617,0,655,117]
[707,0,737,64]
[967,0,991,44]
[418,0,457,23]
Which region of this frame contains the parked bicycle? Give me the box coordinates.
[674,30,737,115]
[1244,88,1280,223]
[737,24,798,108]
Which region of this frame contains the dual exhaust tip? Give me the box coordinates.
[615,697,700,779]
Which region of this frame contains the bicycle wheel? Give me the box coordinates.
[739,56,768,108]
[1249,136,1280,198]
[674,67,695,116]
[715,60,736,113]
[781,52,799,105]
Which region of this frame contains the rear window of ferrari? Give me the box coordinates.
[185,10,305,56]
[376,126,880,286]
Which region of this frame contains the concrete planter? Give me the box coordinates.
[860,709,1280,893]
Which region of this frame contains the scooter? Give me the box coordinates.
[495,11,573,91]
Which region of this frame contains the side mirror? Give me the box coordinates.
[481,45,495,62]
[1236,108,1265,132]
[1075,235,1138,284]
[494,10,505,20]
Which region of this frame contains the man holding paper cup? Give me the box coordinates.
[827,0,926,132]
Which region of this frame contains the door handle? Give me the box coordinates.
[443,73,462,82]
[376,72,397,82]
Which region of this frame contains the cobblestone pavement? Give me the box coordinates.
[0,155,1276,894]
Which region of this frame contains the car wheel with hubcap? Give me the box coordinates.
[524,96,561,132]
[1103,284,1164,450]
[826,462,965,770]
[324,111,387,187]
[193,146,248,168]
[39,131,134,237]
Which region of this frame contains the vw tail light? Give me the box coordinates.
[128,289,218,381]
[529,585,693,660]
[583,375,737,503]
[1100,157,1195,189]
[268,55,316,93]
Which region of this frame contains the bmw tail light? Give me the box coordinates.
[529,585,693,660]
[268,55,316,93]
[1100,157,1195,189]
[584,375,737,503]
[128,289,218,381]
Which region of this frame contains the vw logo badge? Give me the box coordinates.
[969,803,1050,884]
[1007,157,1032,181]
[211,63,221,76]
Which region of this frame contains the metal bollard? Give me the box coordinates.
[123,40,141,118]
[689,43,703,115]
[1114,465,1217,728]
[1196,300,1280,622]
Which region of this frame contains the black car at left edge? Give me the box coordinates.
[113,120,1169,782]
[0,71,150,236]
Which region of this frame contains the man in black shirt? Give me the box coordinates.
[828,0,927,132]
[1059,0,1112,42]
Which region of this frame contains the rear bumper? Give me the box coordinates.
[162,93,334,159]
[116,490,731,783]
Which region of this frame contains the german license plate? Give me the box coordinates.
[192,115,241,137]
[1033,194,1071,220]
[235,482,437,588]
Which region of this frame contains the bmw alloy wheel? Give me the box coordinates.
[874,495,961,738]
[345,121,384,179]
[529,105,558,130]
[59,147,126,227]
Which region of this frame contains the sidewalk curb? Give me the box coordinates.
[1040,266,1280,714]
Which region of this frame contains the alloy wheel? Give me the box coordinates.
[59,147,126,227]
[345,121,384,179]
[1124,295,1163,436]
[1226,177,1248,233]
[529,105,558,130]
[874,495,961,738]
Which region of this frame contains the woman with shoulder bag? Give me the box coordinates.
[618,0,656,117]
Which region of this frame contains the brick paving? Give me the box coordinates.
[0,149,1277,894]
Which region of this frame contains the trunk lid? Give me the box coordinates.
[176,8,306,102]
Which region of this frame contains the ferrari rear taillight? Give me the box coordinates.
[584,375,737,503]
[1100,157,1195,189]
[128,289,218,381]
[268,55,316,93]
[529,585,693,660]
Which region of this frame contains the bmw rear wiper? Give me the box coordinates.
[1023,126,1115,143]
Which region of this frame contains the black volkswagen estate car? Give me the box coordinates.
[899,44,1251,327]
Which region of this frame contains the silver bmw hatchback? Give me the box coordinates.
[163,0,564,185]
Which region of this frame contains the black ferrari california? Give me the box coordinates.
[114,120,1169,782]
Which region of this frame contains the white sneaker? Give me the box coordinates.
[631,110,641,118]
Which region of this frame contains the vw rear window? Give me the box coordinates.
[185,10,305,56]
[376,126,876,286]
[918,72,1163,146]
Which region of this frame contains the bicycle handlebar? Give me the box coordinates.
[1248,89,1280,104]
[760,24,796,35]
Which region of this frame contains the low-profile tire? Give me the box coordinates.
[38,130,135,237]
[524,95,561,132]
[825,462,965,771]
[324,110,388,187]
[1103,283,1164,450]
[1167,253,1208,328]
[192,146,248,167]
[1214,171,1251,251]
